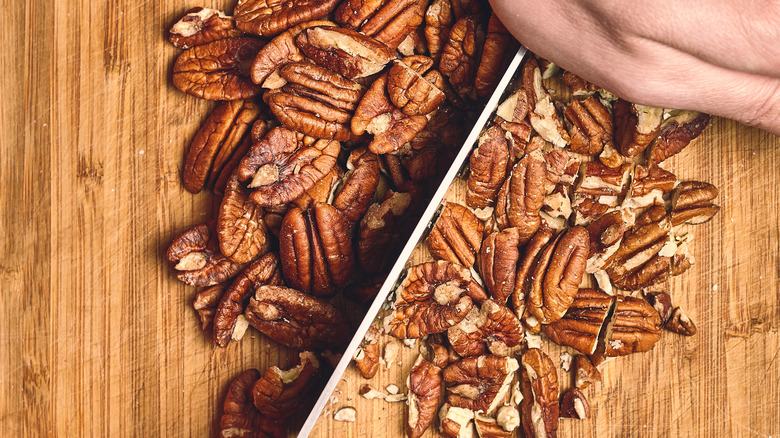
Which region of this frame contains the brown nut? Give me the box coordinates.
[474,414,512,438]
[584,210,630,276]
[475,13,515,98]
[495,147,548,242]
[511,227,555,319]
[523,58,570,148]
[169,8,242,50]
[354,325,381,379]
[564,95,613,156]
[519,348,559,438]
[525,226,590,329]
[625,164,677,210]
[466,124,510,209]
[671,181,720,226]
[387,260,486,339]
[213,252,282,347]
[359,0,428,51]
[293,164,344,210]
[237,126,340,207]
[213,118,272,195]
[167,223,246,287]
[426,202,484,268]
[172,37,263,100]
[193,285,224,331]
[252,351,319,418]
[357,190,413,274]
[439,403,476,438]
[665,306,697,336]
[495,89,532,157]
[643,291,673,325]
[603,295,662,356]
[234,0,340,37]
[575,161,632,197]
[647,110,711,164]
[424,0,455,63]
[406,356,444,438]
[244,285,351,349]
[439,15,483,100]
[542,288,614,355]
[478,228,521,303]
[333,148,381,223]
[444,355,519,415]
[217,175,269,264]
[560,387,591,420]
[334,0,384,29]
[613,99,663,157]
[387,57,446,116]
[573,354,602,390]
[220,369,264,437]
[296,26,395,79]
[447,299,523,357]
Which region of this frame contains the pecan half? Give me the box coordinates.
[357,190,413,273]
[244,285,351,349]
[333,148,381,222]
[213,252,282,347]
[296,26,395,79]
[614,100,663,157]
[424,0,455,63]
[542,288,614,355]
[359,0,428,51]
[354,325,381,379]
[475,13,515,97]
[234,0,340,37]
[511,227,555,319]
[193,285,224,331]
[220,369,264,438]
[236,126,339,207]
[387,260,486,339]
[519,348,559,438]
[671,181,720,226]
[439,15,483,100]
[647,110,711,164]
[387,56,446,116]
[169,8,242,49]
[293,164,344,210]
[217,175,269,264]
[172,37,263,100]
[603,294,662,356]
[279,203,355,296]
[478,228,521,303]
[494,147,548,241]
[564,95,613,156]
[167,223,245,287]
[466,124,510,209]
[406,356,444,438]
[253,351,320,417]
[426,202,484,268]
[334,0,384,29]
[444,355,519,415]
[447,299,523,357]
[560,387,591,420]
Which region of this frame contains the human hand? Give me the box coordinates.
[489,0,780,135]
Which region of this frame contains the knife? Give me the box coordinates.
[297,46,528,438]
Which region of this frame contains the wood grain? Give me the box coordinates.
[0,1,778,437]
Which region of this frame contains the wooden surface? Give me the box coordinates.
[0,1,778,437]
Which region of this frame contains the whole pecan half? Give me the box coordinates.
[217,175,269,264]
[359,0,428,50]
[357,190,413,274]
[172,37,263,100]
[443,355,519,415]
[494,147,548,242]
[542,288,614,355]
[167,223,246,287]
[466,124,510,209]
[234,0,340,37]
[603,294,662,356]
[510,227,554,319]
[439,15,483,100]
[220,369,264,437]
[519,348,558,438]
[236,126,340,207]
[387,260,486,339]
[193,285,224,331]
[478,228,521,303]
[424,0,455,63]
[671,180,720,226]
[406,356,443,438]
[169,8,242,50]
[295,26,395,79]
[426,202,484,268]
[475,13,515,97]
[613,99,663,157]
[333,148,381,223]
[253,351,320,417]
[244,285,350,349]
[564,95,613,156]
[387,56,446,116]
[647,110,711,164]
[447,299,523,357]
[213,252,282,347]
[278,203,354,296]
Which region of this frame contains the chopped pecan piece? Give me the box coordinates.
[447,299,523,357]
[602,294,662,356]
[494,147,548,241]
[439,404,476,438]
[293,164,343,210]
[614,100,664,157]
[477,228,521,303]
[643,291,673,325]
[584,210,631,276]
[671,181,720,226]
[426,202,484,268]
[252,351,319,418]
[234,0,340,37]
[573,354,602,390]
[172,37,263,100]
[193,285,224,331]
[213,252,282,347]
[523,58,570,148]
[406,356,444,438]
[542,288,614,355]
[387,57,446,116]
[439,15,483,100]
[466,124,510,209]
[217,175,269,264]
[475,13,515,98]
[474,414,512,438]
[560,387,591,419]
[495,89,532,156]
[333,148,381,222]
[624,164,677,210]
[220,369,266,437]
[296,26,395,79]
[564,95,613,156]
[647,110,711,164]
[575,161,632,198]
[444,355,519,415]
[387,260,486,339]
[167,223,246,287]
[519,348,559,438]
[169,8,242,49]
[354,325,381,379]
[278,204,354,296]
[334,0,384,29]
[357,190,413,274]
[665,306,697,336]
[359,0,428,50]
[236,126,339,207]
[244,285,350,349]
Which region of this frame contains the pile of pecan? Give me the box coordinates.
[164,0,519,435]
[351,56,719,437]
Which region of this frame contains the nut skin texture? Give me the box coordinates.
[193,285,224,331]
[447,299,523,357]
[169,8,242,50]
[234,0,341,37]
[355,325,380,379]
[359,0,428,51]
[295,26,395,79]
[213,252,282,348]
[172,37,264,100]
[440,15,483,100]
[519,348,559,438]
[564,95,613,156]
[467,124,510,209]
[278,204,355,296]
[426,202,484,268]
[478,228,521,303]
[218,175,269,264]
[559,387,591,420]
[333,149,381,223]
[573,354,602,390]
[495,148,548,242]
[387,57,446,116]
[167,223,246,287]
[647,110,711,164]
[244,285,350,350]
[237,126,340,207]
[475,13,515,98]
[387,260,487,339]
[253,351,319,418]
[406,356,443,438]
[606,295,662,356]
[542,288,614,355]
[671,180,720,226]
[443,355,519,414]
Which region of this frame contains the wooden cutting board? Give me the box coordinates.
[1,1,778,437]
